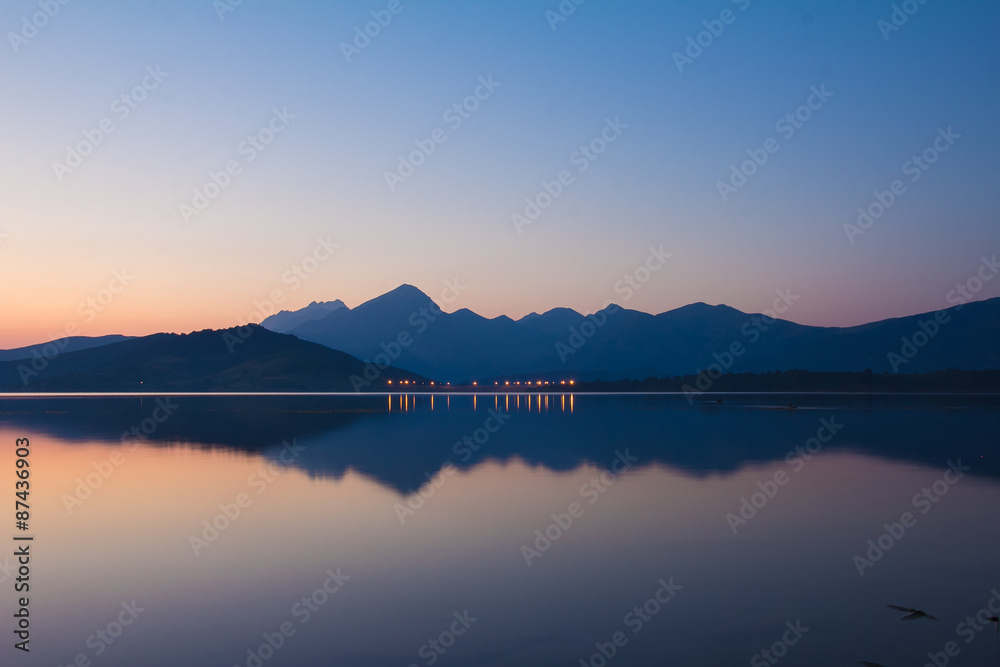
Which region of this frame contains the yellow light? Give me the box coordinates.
[560,380,565,385]
[388,380,392,384]
[569,380,575,385]
[505,381,510,385]
[473,381,477,386]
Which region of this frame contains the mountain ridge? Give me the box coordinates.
[266,286,1000,382]
[5,288,998,387]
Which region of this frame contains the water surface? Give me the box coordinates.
[1,393,998,666]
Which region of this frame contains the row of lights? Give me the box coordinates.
[496,380,574,386]
[387,380,575,386]
[387,380,445,385]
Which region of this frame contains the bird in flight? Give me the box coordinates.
[887,604,937,621]
[988,614,999,633]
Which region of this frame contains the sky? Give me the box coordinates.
[1,0,998,348]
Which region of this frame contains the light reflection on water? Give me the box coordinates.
[0,394,997,666]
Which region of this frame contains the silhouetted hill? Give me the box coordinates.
[0,334,133,361]
[0,325,422,392]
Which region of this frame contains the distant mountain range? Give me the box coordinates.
[1,287,997,391]
[261,285,1000,383]
[0,325,421,392]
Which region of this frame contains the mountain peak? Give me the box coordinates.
[308,299,346,309]
[385,284,431,300]
[542,307,583,318]
[355,284,436,316]
[659,302,744,317]
[260,299,348,333]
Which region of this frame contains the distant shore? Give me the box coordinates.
[401,369,1000,394]
[2,369,998,395]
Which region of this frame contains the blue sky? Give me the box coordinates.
[1,0,998,345]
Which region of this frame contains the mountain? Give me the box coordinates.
[0,334,133,362]
[269,286,1000,383]
[0,325,422,392]
[259,300,347,334]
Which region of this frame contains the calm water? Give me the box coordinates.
[1,393,998,667]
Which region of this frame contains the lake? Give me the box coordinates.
[1,393,998,667]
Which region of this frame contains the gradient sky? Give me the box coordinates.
[1,0,998,347]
